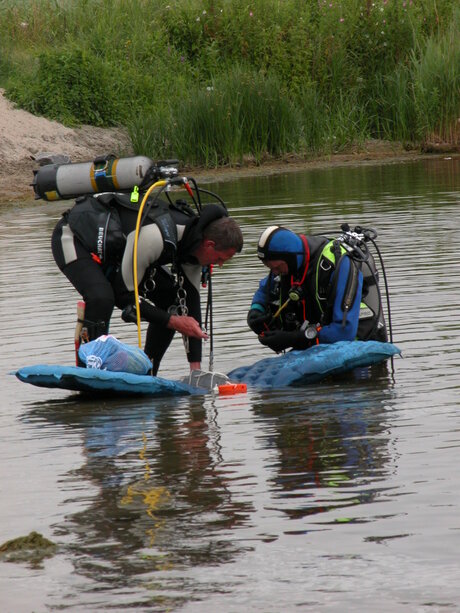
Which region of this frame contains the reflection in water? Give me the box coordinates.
[252,368,396,527]
[24,396,254,608]
[22,365,397,607]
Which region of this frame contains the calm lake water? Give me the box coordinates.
[1,156,460,612]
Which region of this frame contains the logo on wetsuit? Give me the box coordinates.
[97,226,105,260]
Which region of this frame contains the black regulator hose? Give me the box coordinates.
[188,178,203,213]
[365,236,393,344]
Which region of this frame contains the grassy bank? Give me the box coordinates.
[0,0,458,167]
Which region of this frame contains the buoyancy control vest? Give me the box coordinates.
[64,190,228,267]
[270,237,387,341]
[317,239,387,341]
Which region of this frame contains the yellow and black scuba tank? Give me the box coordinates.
[32,153,179,201]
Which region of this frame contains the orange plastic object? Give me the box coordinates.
[218,383,247,395]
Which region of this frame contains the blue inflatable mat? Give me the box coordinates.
[13,365,201,397]
[13,341,400,396]
[227,341,401,389]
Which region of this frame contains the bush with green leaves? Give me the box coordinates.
[8,47,123,126]
[0,0,457,164]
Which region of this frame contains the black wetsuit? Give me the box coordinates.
[52,196,225,374]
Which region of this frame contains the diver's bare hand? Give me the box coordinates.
[167,315,209,339]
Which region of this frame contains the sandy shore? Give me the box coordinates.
[0,89,455,204]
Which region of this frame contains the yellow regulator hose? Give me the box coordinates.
[133,180,167,348]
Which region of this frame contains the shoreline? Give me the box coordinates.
[0,90,458,204]
[185,147,456,184]
[3,146,457,206]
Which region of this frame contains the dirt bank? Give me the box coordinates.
[0,89,456,203]
[0,89,134,203]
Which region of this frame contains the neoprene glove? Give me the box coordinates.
[258,329,309,353]
[247,309,271,334]
[121,304,137,323]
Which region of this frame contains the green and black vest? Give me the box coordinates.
[272,238,387,341]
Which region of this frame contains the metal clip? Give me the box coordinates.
[176,275,188,316]
[143,268,157,294]
[176,273,190,353]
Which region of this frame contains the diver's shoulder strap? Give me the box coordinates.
[322,241,360,326]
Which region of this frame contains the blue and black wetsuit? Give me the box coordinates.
[249,227,386,352]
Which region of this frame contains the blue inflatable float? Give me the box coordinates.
[13,364,200,396]
[13,341,400,396]
[228,341,401,389]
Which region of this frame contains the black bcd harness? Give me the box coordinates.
[65,190,227,266]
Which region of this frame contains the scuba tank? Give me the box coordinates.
[32,153,179,201]
[337,224,391,342]
[357,249,388,341]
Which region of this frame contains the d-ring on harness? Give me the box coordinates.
[170,272,190,354]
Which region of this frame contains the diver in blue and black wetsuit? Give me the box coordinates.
[247,225,387,353]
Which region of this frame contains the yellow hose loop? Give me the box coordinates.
[271,297,291,321]
[133,180,167,348]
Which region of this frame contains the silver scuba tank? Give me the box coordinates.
[32,154,156,201]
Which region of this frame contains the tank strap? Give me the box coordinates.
[340,257,359,326]
[316,240,341,301]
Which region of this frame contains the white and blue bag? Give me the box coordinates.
[78,335,152,375]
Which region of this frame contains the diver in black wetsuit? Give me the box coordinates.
[52,197,243,374]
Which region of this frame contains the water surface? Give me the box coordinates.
[1,157,459,612]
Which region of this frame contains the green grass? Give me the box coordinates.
[412,12,460,142]
[129,66,302,166]
[0,0,458,166]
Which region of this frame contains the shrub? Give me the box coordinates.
[0,0,458,157]
[412,13,460,142]
[129,65,302,166]
[7,47,124,126]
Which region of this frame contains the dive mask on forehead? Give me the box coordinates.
[257,226,305,271]
[257,225,281,260]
